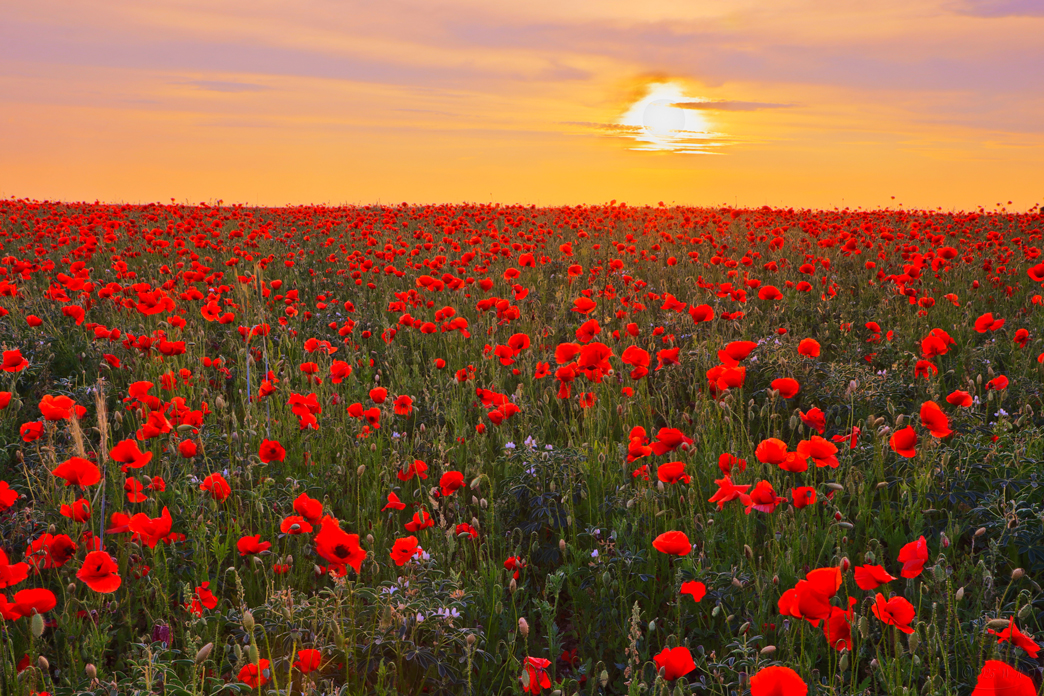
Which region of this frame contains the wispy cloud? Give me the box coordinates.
[947,0,1044,17]
[671,100,791,112]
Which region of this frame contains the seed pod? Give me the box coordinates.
[195,643,214,665]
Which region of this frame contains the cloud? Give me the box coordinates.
[671,100,791,111]
[947,0,1044,17]
[187,80,268,92]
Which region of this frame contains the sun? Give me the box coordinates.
[618,81,709,140]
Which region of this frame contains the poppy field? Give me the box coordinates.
[2,198,1044,696]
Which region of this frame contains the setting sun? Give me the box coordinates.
[615,81,716,153]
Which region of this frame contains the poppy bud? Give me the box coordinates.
[648,620,656,632]
[466,633,476,646]
[841,557,850,572]
[559,539,566,553]
[955,587,964,601]
[600,670,609,687]
[248,644,259,664]
[859,616,870,639]
[869,659,879,671]
[1019,603,1031,619]
[366,534,374,545]
[658,666,666,679]
[974,527,986,537]
[48,523,56,535]
[480,498,488,509]
[68,582,77,594]
[986,618,1010,629]
[470,477,482,490]
[731,577,743,589]
[31,612,45,638]
[839,650,849,671]
[242,610,255,632]
[876,482,888,489]
[509,578,517,594]
[1012,568,1025,580]
[471,517,480,529]
[370,443,377,452]
[760,645,776,656]
[739,622,750,634]
[518,617,529,637]
[940,532,950,548]
[772,575,779,585]
[38,656,49,672]
[865,552,875,563]
[86,663,97,679]
[195,642,214,665]
[908,632,920,654]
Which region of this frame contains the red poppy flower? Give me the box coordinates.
[717,453,746,475]
[572,297,596,314]
[521,656,552,694]
[649,428,692,455]
[293,492,323,522]
[127,507,173,548]
[393,395,413,416]
[919,401,952,438]
[854,564,896,590]
[987,618,1041,658]
[397,459,429,481]
[796,436,839,469]
[456,522,478,539]
[258,439,286,463]
[791,487,817,509]
[109,439,153,471]
[390,536,421,566]
[771,377,799,398]
[655,347,681,370]
[689,304,714,323]
[382,491,406,511]
[872,593,916,634]
[680,580,706,602]
[657,461,691,485]
[52,457,101,487]
[897,535,928,578]
[369,387,387,404]
[76,551,122,593]
[742,480,783,515]
[280,515,314,535]
[798,407,826,435]
[797,338,820,358]
[60,497,91,523]
[238,660,270,688]
[970,660,1035,696]
[778,567,841,627]
[439,471,465,496]
[200,473,231,501]
[237,534,272,556]
[39,394,83,421]
[0,548,30,589]
[26,534,78,570]
[823,597,858,651]
[621,345,651,379]
[294,649,322,674]
[708,476,750,510]
[750,665,807,696]
[718,340,757,366]
[652,531,691,556]
[889,426,918,458]
[758,285,783,301]
[974,312,1004,333]
[0,588,57,621]
[1,349,29,372]
[986,375,1009,391]
[405,509,434,532]
[314,516,366,574]
[652,646,696,681]
[946,390,973,407]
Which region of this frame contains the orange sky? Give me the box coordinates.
[2,0,1043,210]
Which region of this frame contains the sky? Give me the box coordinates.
[1,0,1043,210]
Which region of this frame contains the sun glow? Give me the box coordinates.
[617,81,718,153]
